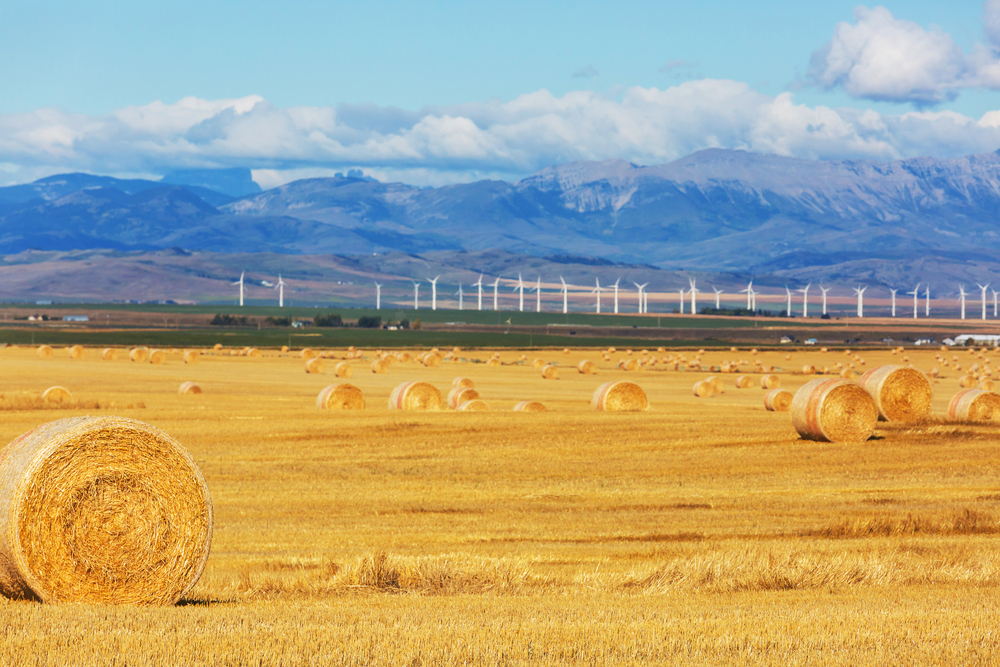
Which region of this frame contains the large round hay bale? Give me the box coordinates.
[67,345,85,360]
[693,380,714,398]
[305,358,325,374]
[41,386,72,403]
[301,348,316,360]
[858,365,932,422]
[577,360,596,375]
[183,350,200,365]
[178,381,202,395]
[948,389,1000,420]
[333,362,353,378]
[541,364,559,380]
[130,348,148,363]
[452,377,474,389]
[457,399,490,411]
[101,348,118,361]
[513,401,546,412]
[592,381,648,411]
[532,358,546,368]
[761,374,780,390]
[0,416,212,604]
[148,349,166,365]
[764,388,793,412]
[388,382,443,411]
[735,375,753,389]
[448,387,480,409]
[790,378,877,443]
[705,376,723,394]
[371,359,388,374]
[485,358,501,368]
[316,383,365,410]
[36,345,53,359]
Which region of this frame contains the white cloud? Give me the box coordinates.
[3,84,1000,188]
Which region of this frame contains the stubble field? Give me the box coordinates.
[1,342,999,665]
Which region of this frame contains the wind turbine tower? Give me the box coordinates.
[412,281,420,310]
[491,277,500,311]
[678,288,686,314]
[613,278,621,314]
[819,285,830,316]
[688,278,700,315]
[853,286,867,318]
[994,289,999,318]
[633,282,646,313]
[925,285,931,317]
[799,283,811,317]
[959,285,967,320]
[427,275,440,311]
[532,276,542,313]
[513,274,525,312]
[741,280,753,311]
[559,276,569,314]
[979,283,990,320]
[784,287,792,317]
[889,288,897,317]
[233,271,245,307]
[374,282,382,310]
[591,278,605,313]
[276,274,286,308]
[456,284,464,310]
[909,284,920,319]
[474,274,484,311]
[713,287,722,310]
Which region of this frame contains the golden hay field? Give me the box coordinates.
[2,343,1000,665]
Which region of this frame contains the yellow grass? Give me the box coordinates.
[0,344,998,664]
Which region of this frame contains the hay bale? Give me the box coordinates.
[790,378,877,442]
[213,344,223,351]
[178,381,202,395]
[858,365,933,422]
[148,349,166,365]
[735,375,753,389]
[371,359,389,374]
[619,359,640,371]
[246,348,262,358]
[563,348,571,354]
[761,374,780,389]
[422,353,442,367]
[333,362,353,378]
[67,345,85,360]
[301,348,316,360]
[513,401,546,412]
[802,365,816,375]
[42,386,72,403]
[457,399,490,411]
[448,387,480,409]
[693,380,714,398]
[452,377,475,389]
[541,364,559,380]
[592,381,648,411]
[101,348,118,361]
[948,389,1000,420]
[396,352,412,362]
[388,382,443,411]
[305,358,325,374]
[280,345,289,353]
[183,350,200,365]
[36,345,53,359]
[577,360,596,375]
[532,358,546,368]
[130,348,149,363]
[980,378,997,392]
[316,383,365,410]
[0,416,212,604]
[960,375,977,388]
[840,369,855,380]
[485,358,501,368]
[705,376,723,394]
[764,388,793,412]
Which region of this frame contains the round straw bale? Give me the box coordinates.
[532,358,546,368]
[735,375,753,389]
[422,353,442,367]
[563,348,571,354]
[301,348,316,360]
[448,387,480,409]
[42,386,72,403]
[840,368,855,379]
[577,360,596,375]
[705,376,723,394]
[619,359,640,371]
[178,381,202,395]
[693,380,714,398]
[130,347,149,363]
[790,378,877,442]
[101,348,118,361]
[280,345,289,353]
[960,375,977,388]
[764,388,793,412]
[371,359,388,374]
[948,389,1000,420]
[305,358,325,374]
[858,365,932,422]
[541,364,559,380]
[485,358,501,368]
[457,399,490,411]
[316,383,365,410]
[751,348,759,355]
[0,416,212,604]
[388,382,443,411]
[592,381,648,411]
[452,377,475,389]
[608,347,617,354]
[148,349,166,365]
[980,378,996,392]
[36,345,53,359]
[333,362,353,378]
[761,374,781,389]
[626,349,633,356]
[213,343,223,351]
[802,364,816,375]
[513,401,546,412]
[67,345,85,360]
[397,352,412,362]
[183,350,199,365]
[246,348,262,358]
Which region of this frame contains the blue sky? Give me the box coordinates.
[2,0,1000,187]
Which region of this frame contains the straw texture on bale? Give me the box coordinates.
[68,345,85,360]
[0,416,212,604]
[301,348,316,360]
[448,387,480,409]
[183,351,199,365]
[388,382,443,411]
[41,386,72,403]
[177,382,202,395]
[513,401,546,412]
[790,378,877,443]
[457,399,490,411]
[316,383,365,410]
[541,364,559,380]
[577,360,596,375]
[305,358,325,374]
[148,349,166,365]
[735,375,753,389]
[102,348,118,362]
[693,381,714,398]
[947,389,1000,421]
[761,374,781,390]
[858,365,933,422]
[764,388,793,412]
[592,381,648,411]
[452,377,474,389]
[36,345,53,360]
[371,359,388,374]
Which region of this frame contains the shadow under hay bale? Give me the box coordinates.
[790,378,877,442]
[178,382,202,395]
[513,400,546,412]
[316,384,365,410]
[593,381,648,411]
[388,382,442,411]
[0,416,212,604]
[858,365,932,422]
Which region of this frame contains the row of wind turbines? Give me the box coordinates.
[232,271,1000,320]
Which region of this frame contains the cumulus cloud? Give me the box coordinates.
[571,65,599,79]
[3,83,1000,188]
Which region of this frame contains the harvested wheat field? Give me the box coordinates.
[0,343,999,664]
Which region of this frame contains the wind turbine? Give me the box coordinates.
[474,274,484,310]
[532,276,542,312]
[688,278,700,315]
[959,285,967,320]
[275,274,286,308]
[491,277,500,310]
[591,278,605,313]
[427,275,440,310]
[741,280,754,311]
[412,281,420,310]
[712,286,722,310]
[513,273,525,312]
[633,282,646,313]
[799,283,811,317]
[925,285,931,317]
[889,288,897,317]
[979,283,990,320]
[908,283,920,319]
[819,285,830,315]
[853,286,867,318]
[644,289,649,314]
[232,271,245,307]
[784,286,793,317]
[455,284,464,310]
[613,278,621,313]
[678,287,686,314]
[993,289,998,318]
[559,276,569,314]
[374,282,382,310]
